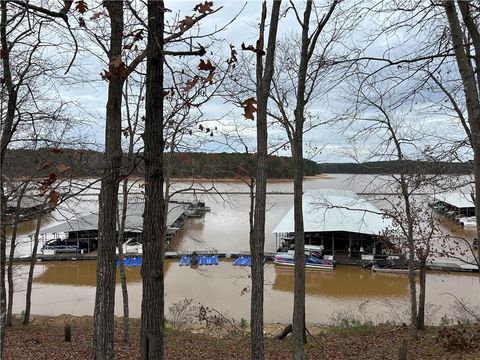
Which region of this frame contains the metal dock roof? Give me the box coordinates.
[41,202,186,234]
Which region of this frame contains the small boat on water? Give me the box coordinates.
[371,265,418,274]
[274,247,334,270]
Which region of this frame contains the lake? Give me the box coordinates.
[9,174,480,325]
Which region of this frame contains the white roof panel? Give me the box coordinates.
[273,189,391,235]
[41,202,186,234]
[433,192,475,209]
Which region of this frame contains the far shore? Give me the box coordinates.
[9,174,336,183]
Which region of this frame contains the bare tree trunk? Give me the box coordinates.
[92,2,124,359]
[292,138,306,357]
[416,261,427,331]
[5,216,16,327]
[406,230,417,338]
[0,1,18,353]
[7,181,28,326]
[0,187,6,354]
[293,2,313,359]
[141,2,165,359]
[443,1,480,273]
[117,179,130,343]
[250,2,281,359]
[23,210,43,325]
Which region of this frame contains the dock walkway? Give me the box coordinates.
[11,252,478,273]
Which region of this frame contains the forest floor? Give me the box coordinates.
[4,315,480,359]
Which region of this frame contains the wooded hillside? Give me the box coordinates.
[3,149,320,179]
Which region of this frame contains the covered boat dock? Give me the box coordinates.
[431,192,475,217]
[273,189,394,260]
[38,202,187,255]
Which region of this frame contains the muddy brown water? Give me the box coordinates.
[9,175,480,324]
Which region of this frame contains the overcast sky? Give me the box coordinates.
[47,1,469,163]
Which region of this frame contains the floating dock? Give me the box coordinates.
[11,251,478,273]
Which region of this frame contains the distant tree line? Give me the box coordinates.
[317,160,472,175]
[3,148,320,179]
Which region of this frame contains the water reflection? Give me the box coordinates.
[33,261,409,300]
[272,266,409,298]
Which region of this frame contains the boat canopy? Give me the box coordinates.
[432,191,475,209]
[40,202,186,235]
[273,189,392,236]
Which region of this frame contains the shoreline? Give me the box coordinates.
[5,314,479,359]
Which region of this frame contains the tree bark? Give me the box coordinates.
[6,218,17,327]
[397,172,418,339]
[443,1,480,271]
[0,1,18,353]
[117,178,130,343]
[23,209,43,325]
[250,2,281,360]
[416,261,427,331]
[92,1,124,359]
[141,2,165,359]
[292,2,313,359]
[7,181,27,326]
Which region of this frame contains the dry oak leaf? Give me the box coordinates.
[100,71,112,81]
[241,97,257,120]
[90,11,102,20]
[194,1,213,14]
[227,44,237,65]
[178,16,195,30]
[198,59,215,72]
[48,191,60,208]
[75,0,88,14]
[203,71,214,84]
[241,42,265,56]
[182,76,199,92]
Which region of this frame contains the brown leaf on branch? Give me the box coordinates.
[122,127,131,138]
[39,173,58,194]
[132,30,144,41]
[204,71,214,84]
[182,76,199,92]
[227,44,237,65]
[241,97,257,120]
[163,88,175,97]
[90,11,102,20]
[178,16,195,31]
[241,42,265,56]
[194,1,214,14]
[198,59,215,72]
[100,71,112,81]
[75,0,88,14]
[48,191,60,208]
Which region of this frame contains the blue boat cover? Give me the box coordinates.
[179,255,219,266]
[179,256,191,266]
[117,257,142,267]
[233,256,252,266]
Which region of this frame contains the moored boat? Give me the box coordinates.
[274,249,334,270]
[371,265,418,274]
